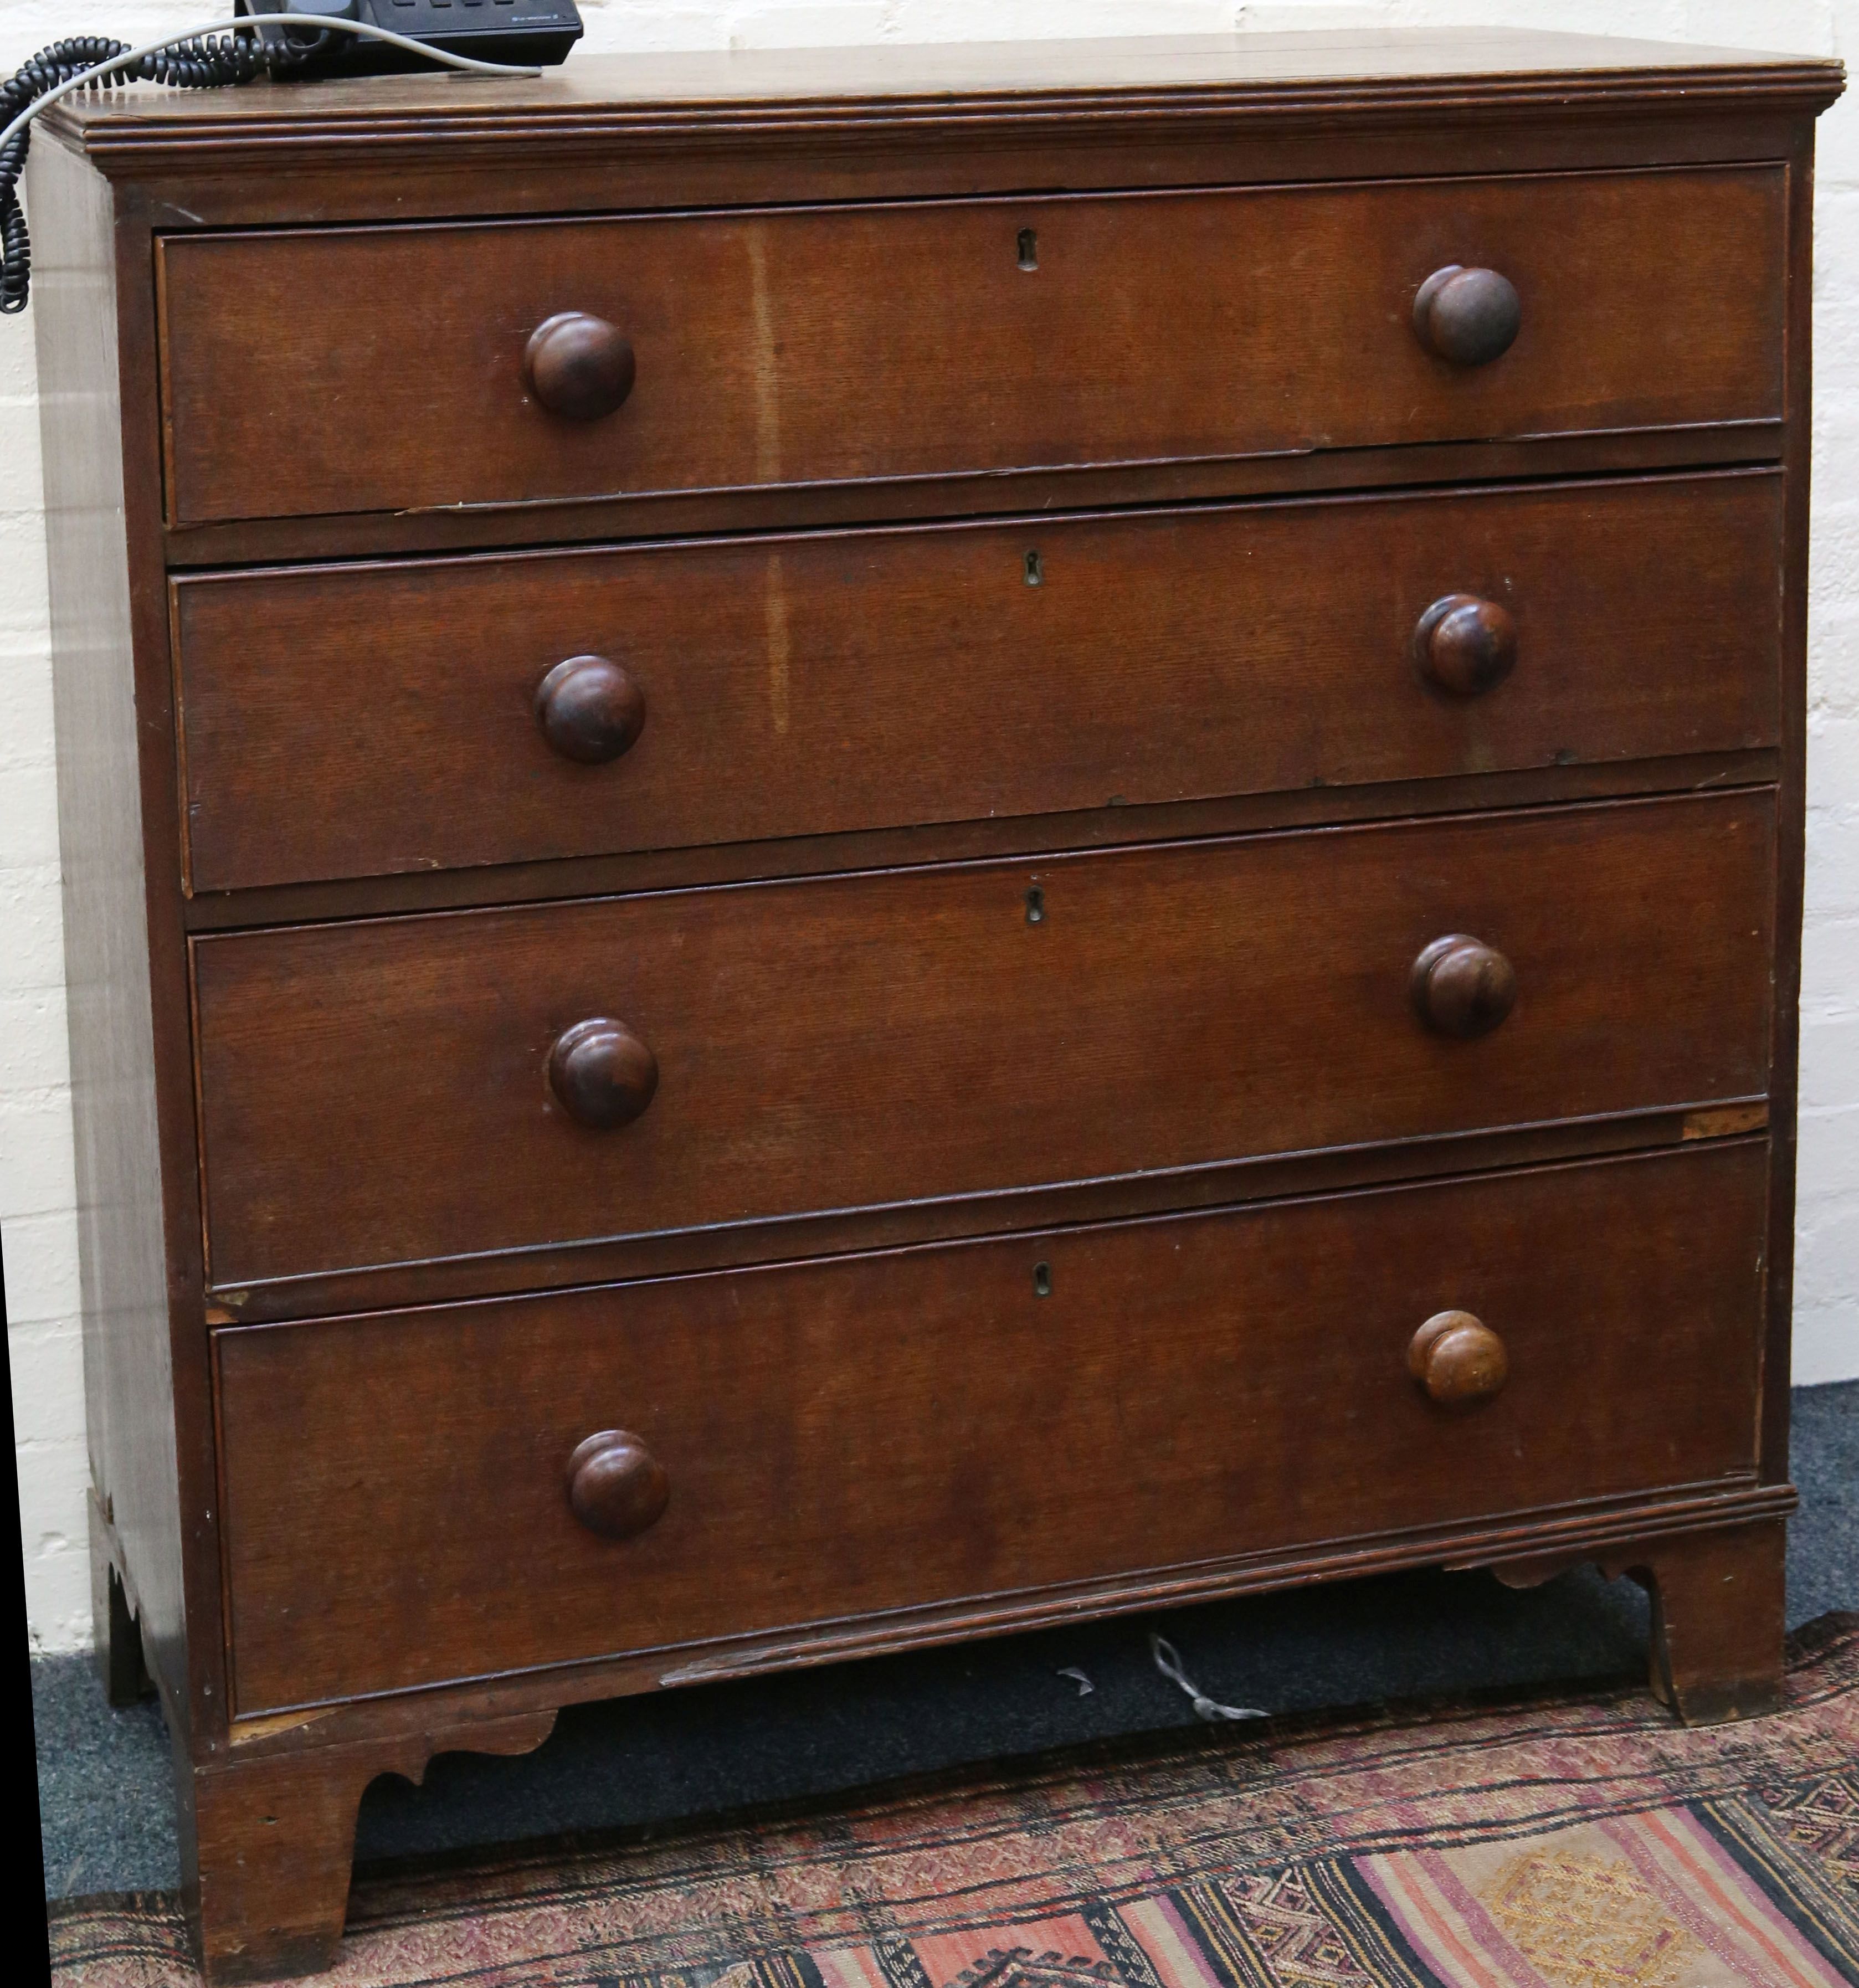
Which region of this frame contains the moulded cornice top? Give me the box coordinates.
[40,27,1846,169]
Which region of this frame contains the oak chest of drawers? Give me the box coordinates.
[30,27,1842,1983]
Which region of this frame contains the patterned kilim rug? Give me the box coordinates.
[51,1613,1859,1988]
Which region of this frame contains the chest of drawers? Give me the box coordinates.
[30,27,1842,1984]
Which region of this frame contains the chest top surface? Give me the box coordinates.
[40,27,1844,163]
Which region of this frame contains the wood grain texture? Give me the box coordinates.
[1631,1522,1789,1725]
[160,425,1789,571]
[182,1711,557,1982]
[195,1111,1760,1328]
[213,1141,1769,1712]
[174,751,1780,939]
[198,1478,1791,1763]
[156,168,1784,526]
[188,792,1775,1296]
[171,471,1784,892]
[1494,1517,1789,1725]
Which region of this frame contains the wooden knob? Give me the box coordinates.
[535,655,646,764]
[523,312,636,420]
[1414,594,1517,697]
[1411,934,1516,1040]
[548,1017,658,1129]
[1408,1310,1509,1405]
[567,1430,669,1540]
[1413,265,1522,367]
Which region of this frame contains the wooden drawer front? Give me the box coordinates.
[191,792,1772,1292]
[173,472,1782,893]
[157,169,1784,526]
[215,1141,1769,1712]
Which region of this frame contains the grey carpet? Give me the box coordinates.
[34,1377,1858,1898]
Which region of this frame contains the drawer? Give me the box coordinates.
[214,1140,1769,1712]
[172,472,1783,893]
[157,168,1785,527]
[190,792,1773,1292]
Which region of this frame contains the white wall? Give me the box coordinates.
[4,0,1857,1653]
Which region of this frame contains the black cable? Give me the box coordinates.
[2,15,536,318]
[1,32,303,315]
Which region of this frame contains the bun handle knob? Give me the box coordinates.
[1414,266,1522,368]
[1408,1311,1509,1405]
[549,1018,659,1129]
[1411,935,1516,1041]
[535,655,646,765]
[567,1430,670,1540]
[524,312,636,420]
[1414,594,1517,698]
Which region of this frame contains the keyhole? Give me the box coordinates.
[1018,228,1039,270]
[1025,885,1045,924]
[1024,549,1044,586]
[1033,1261,1053,1297]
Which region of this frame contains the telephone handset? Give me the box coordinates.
[240,0,583,74]
[2,6,578,314]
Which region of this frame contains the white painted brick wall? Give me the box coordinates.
[3,0,1856,1653]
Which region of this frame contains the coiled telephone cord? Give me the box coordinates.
[1,17,538,316]
[3,33,286,315]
